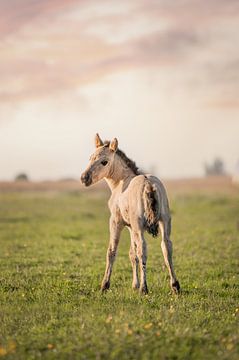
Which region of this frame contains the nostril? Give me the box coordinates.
[81,172,90,184]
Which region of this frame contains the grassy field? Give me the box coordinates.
[0,182,238,359]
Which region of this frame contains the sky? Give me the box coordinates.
[0,0,239,180]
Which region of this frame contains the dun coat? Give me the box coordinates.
[81,134,180,294]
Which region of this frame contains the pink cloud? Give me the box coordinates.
[0,0,238,107]
[0,0,82,38]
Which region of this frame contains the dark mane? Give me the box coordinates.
[103,141,142,175]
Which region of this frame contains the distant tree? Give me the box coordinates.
[15,173,29,182]
[204,158,226,176]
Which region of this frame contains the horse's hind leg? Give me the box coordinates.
[128,229,139,289]
[159,219,180,294]
[131,230,148,294]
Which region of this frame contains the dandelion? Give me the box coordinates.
[0,347,7,356]
[226,343,234,351]
[169,305,175,314]
[106,315,112,323]
[8,340,16,353]
[144,323,153,330]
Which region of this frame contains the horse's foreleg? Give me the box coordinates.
[128,233,139,289]
[132,231,148,294]
[101,217,123,292]
[159,220,180,294]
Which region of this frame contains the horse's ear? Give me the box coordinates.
[95,133,103,148]
[109,138,118,152]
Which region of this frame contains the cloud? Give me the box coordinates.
[129,30,201,62]
[0,0,81,39]
[206,59,239,85]
[0,0,239,106]
[202,59,239,108]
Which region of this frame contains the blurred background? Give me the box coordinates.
[0,0,239,182]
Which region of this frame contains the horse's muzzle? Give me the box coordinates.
[81,172,92,187]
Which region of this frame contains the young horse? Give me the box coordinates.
[81,134,180,294]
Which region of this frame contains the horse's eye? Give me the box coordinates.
[101,160,108,166]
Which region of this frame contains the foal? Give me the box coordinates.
[81,134,180,294]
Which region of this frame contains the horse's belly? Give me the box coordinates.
[119,192,144,227]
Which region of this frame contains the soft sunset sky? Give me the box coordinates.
[0,0,238,180]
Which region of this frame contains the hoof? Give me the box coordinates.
[132,283,140,290]
[140,284,149,295]
[171,280,180,294]
[101,281,110,292]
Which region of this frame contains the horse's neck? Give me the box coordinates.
[105,168,135,192]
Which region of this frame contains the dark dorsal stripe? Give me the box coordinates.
[103,141,141,175]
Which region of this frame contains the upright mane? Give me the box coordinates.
[103,140,141,175]
[81,134,180,295]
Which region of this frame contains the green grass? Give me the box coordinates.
[0,189,238,359]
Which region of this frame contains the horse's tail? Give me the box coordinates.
[143,179,159,237]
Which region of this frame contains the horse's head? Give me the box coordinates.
[81,133,118,186]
